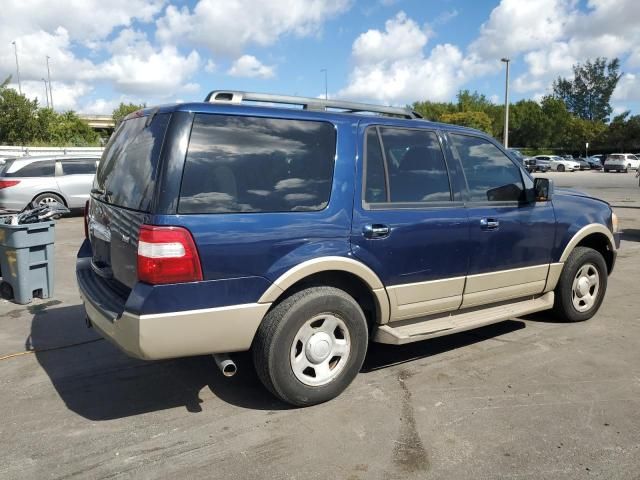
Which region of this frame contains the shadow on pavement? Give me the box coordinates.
[363,320,526,372]
[30,305,289,419]
[31,305,527,417]
[621,228,640,243]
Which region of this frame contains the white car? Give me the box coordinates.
[603,153,640,172]
[533,155,580,172]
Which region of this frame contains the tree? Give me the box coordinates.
[552,57,621,123]
[412,100,455,121]
[112,102,145,125]
[439,111,493,133]
[0,76,41,145]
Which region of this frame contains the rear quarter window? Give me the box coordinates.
[179,114,336,214]
[4,160,55,177]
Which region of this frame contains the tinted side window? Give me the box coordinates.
[377,127,451,203]
[179,114,336,214]
[449,134,524,202]
[60,159,97,175]
[5,160,55,177]
[364,128,387,203]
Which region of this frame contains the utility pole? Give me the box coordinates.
[501,57,510,149]
[11,41,22,94]
[320,68,327,100]
[46,55,54,110]
[41,78,50,107]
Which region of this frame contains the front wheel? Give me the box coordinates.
[553,247,608,322]
[252,286,369,406]
[557,164,565,172]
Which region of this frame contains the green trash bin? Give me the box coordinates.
[0,221,56,304]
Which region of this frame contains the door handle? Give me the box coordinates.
[363,224,390,239]
[480,218,499,230]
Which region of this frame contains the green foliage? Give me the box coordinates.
[552,57,621,123]
[112,102,145,125]
[440,111,493,133]
[0,79,100,146]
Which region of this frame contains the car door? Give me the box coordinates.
[445,132,556,308]
[351,124,469,322]
[56,159,98,208]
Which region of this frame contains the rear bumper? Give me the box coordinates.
[77,256,271,360]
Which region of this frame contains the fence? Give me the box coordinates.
[0,146,104,159]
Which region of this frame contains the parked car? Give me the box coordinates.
[0,155,100,211]
[507,148,527,165]
[575,158,591,170]
[531,155,580,172]
[524,157,550,173]
[603,153,640,172]
[586,156,603,170]
[77,90,620,406]
[547,155,581,172]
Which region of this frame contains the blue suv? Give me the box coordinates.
[77,91,620,406]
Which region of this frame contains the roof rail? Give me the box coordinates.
[204,90,422,119]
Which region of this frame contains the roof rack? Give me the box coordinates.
[204,90,422,119]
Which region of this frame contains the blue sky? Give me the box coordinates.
[2,0,639,116]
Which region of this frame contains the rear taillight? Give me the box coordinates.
[83,200,90,239]
[137,225,203,285]
[0,180,20,189]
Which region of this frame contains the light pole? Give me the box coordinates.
[46,55,54,110]
[501,57,510,148]
[320,68,327,100]
[41,78,50,108]
[11,41,22,94]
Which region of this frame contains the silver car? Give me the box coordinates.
[0,155,100,211]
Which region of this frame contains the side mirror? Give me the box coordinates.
[533,177,553,202]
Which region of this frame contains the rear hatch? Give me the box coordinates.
[88,112,170,289]
[605,154,624,166]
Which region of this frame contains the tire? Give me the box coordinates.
[252,286,369,407]
[557,164,565,172]
[553,246,608,322]
[31,192,65,208]
[624,168,629,173]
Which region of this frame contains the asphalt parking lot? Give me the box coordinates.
[1,171,639,479]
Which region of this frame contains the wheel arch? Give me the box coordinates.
[258,257,391,325]
[560,224,615,273]
[31,190,68,207]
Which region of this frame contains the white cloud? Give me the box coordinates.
[156,0,352,55]
[205,60,216,73]
[470,0,571,60]
[99,46,200,96]
[472,0,640,96]
[228,55,275,79]
[13,80,93,111]
[613,73,640,102]
[339,11,486,104]
[352,12,429,64]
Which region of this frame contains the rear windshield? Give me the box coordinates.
[94,113,170,211]
[179,114,336,214]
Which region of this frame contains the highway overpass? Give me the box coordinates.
[79,114,115,130]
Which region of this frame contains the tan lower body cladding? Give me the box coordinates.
[387,264,556,322]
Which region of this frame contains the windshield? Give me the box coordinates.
[94,113,170,211]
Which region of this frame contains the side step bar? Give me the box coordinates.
[373,292,554,345]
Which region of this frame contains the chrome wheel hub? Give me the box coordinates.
[290,313,351,386]
[571,263,600,312]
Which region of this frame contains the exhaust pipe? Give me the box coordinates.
[213,354,237,377]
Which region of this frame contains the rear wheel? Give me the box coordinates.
[31,192,65,208]
[252,286,368,407]
[553,247,607,322]
[557,164,565,172]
